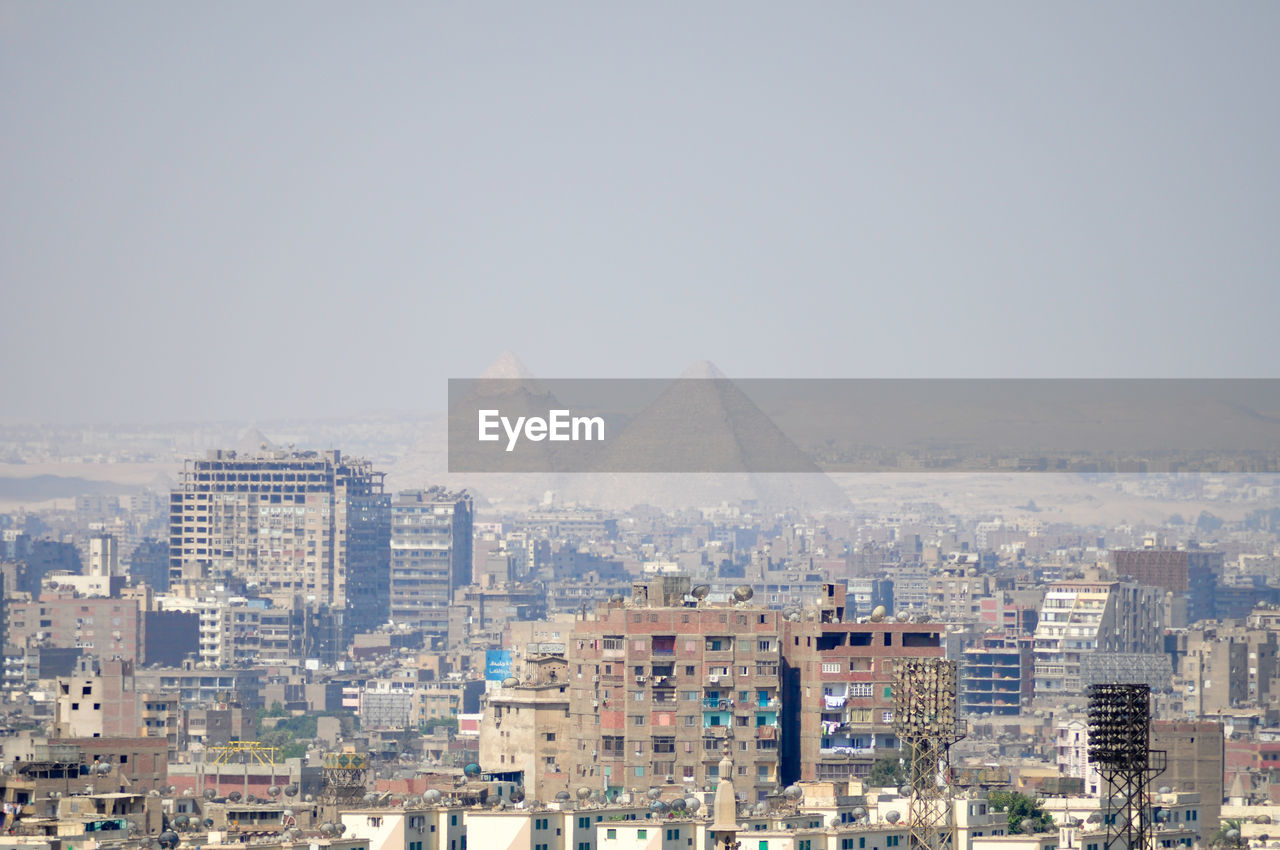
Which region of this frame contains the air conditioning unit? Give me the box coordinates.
[636,675,646,683]
[709,675,719,683]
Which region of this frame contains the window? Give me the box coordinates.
[579,817,591,829]
[842,840,855,850]
[667,829,681,840]
[535,818,548,829]
[759,842,769,850]
[888,837,900,847]
[367,817,383,827]
[637,830,647,839]
[606,829,617,839]
[822,662,840,674]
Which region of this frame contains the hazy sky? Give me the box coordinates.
[3,3,1278,423]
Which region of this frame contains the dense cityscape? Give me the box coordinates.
[5,3,1277,850]
[2,428,1280,850]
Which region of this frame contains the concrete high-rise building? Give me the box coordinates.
[87,533,119,578]
[389,488,473,635]
[781,585,945,783]
[564,576,785,800]
[1152,720,1225,834]
[1032,579,1166,700]
[1112,547,1224,625]
[168,449,390,637]
[960,631,1034,716]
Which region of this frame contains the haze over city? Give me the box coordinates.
[2,5,1280,850]
[4,3,1280,423]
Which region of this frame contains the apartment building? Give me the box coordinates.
[959,632,1034,717]
[390,489,473,635]
[565,576,785,799]
[1112,547,1224,626]
[479,656,573,802]
[1032,580,1165,700]
[782,587,945,783]
[168,449,390,636]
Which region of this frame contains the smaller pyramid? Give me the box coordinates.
[235,427,276,454]
[479,351,536,380]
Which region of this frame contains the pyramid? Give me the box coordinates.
[235,427,277,454]
[479,350,536,380]
[559,362,851,512]
[594,364,823,474]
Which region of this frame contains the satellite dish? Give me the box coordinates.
[577,787,592,799]
[684,797,701,812]
[228,791,241,802]
[869,606,887,622]
[424,790,443,803]
[691,585,711,600]
[268,785,281,797]
[285,784,299,797]
[204,788,217,800]
[556,791,572,802]
[886,811,902,824]
[733,585,754,603]
[503,677,519,687]
[647,788,663,800]
[464,763,482,778]
[754,801,769,815]
[784,785,803,800]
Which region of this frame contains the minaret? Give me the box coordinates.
[711,745,740,850]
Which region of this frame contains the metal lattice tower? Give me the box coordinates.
[1086,684,1166,850]
[893,659,967,850]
